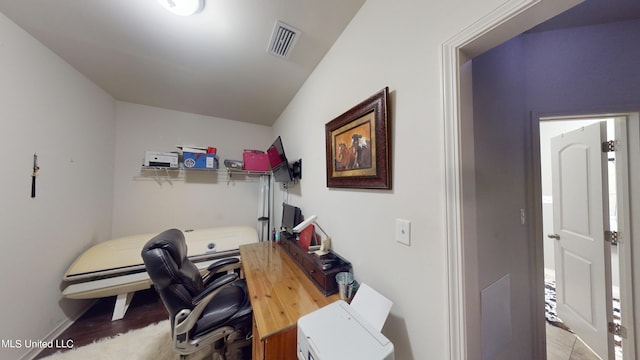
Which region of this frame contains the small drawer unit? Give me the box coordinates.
[280,237,351,296]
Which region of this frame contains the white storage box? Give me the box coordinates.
[297,300,394,360]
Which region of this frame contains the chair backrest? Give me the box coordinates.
[141,228,203,320]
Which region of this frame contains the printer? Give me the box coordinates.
[297,299,394,360]
[143,151,178,168]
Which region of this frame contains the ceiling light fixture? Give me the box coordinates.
[156,0,204,16]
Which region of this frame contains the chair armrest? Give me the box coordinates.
[175,273,239,336]
[207,257,240,274]
[193,273,238,305]
[202,258,241,286]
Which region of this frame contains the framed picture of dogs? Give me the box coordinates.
[325,87,391,189]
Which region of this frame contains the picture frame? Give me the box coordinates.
[325,87,391,189]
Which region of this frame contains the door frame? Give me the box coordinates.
[441,0,583,358]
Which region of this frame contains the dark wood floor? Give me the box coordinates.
[35,289,169,359]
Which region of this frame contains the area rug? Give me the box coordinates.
[545,279,622,357]
[544,279,573,332]
[41,320,209,360]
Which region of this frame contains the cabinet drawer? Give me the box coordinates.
[302,258,326,288]
[280,241,295,259]
[280,239,291,252]
[288,248,302,263]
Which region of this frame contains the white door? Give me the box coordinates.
[550,122,614,359]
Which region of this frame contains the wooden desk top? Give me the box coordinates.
[240,242,339,339]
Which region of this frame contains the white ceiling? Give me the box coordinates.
[1,1,638,126]
[0,0,365,126]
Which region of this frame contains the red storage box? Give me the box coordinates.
[243,150,269,171]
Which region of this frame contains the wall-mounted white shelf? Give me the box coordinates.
[137,166,270,185]
[226,168,271,177]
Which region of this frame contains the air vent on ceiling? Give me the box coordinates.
[267,21,300,59]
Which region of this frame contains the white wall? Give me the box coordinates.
[0,0,578,358]
[271,0,506,358]
[0,13,273,359]
[0,13,116,360]
[112,102,273,237]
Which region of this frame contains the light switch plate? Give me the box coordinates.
[396,219,411,246]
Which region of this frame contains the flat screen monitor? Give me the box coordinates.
[281,202,302,238]
[267,136,295,183]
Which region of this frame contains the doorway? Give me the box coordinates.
[539,116,631,360]
[442,1,640,359]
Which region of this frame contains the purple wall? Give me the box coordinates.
[524,18,640,115]
[472,35,528,287]
[472,33,536,359]
[472,18,640,288]
[470,17,640,359]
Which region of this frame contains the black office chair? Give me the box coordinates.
[141,228,252,360]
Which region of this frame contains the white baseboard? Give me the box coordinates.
[20,300,97,360]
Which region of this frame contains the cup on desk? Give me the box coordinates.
[335,272,358,301]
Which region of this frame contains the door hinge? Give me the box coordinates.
[602,140,618,152]
[605,230,620,245]
[609,322,628,338]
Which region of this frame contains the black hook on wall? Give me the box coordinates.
[31,153,39,198]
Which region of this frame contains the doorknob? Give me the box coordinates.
[547,234,560,240]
